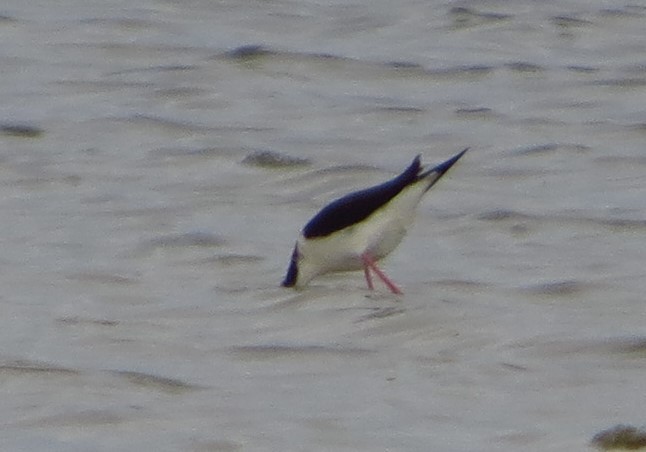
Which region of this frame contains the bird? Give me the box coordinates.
[281,148,468,294]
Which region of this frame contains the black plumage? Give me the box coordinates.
[281,149,469,291]
[302,149,467,238]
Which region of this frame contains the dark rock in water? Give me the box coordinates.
[505,62,544,73]
[225,45,272,60]
[241,150,310,168]
[477,209,530,222]
[514,143,559,155]
[591,425,646,450]
[144,232,226,249]
[455,107,493,118]
[112,370,202,394]
[449,6,512,28]
[525,280,585,296]
[0,124,44,138]
[551,15,592,28]
[386,61,423,70]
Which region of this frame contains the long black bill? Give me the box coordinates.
[420,148,469,192]
[281,244,299,287]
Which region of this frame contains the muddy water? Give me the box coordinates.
[1,1,645,450]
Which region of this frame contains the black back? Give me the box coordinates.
[302,156,422,238]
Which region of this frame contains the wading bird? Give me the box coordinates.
[282,149,468,294]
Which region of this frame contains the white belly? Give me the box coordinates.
[298,180,426,275]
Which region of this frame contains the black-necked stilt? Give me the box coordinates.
[282,149,468,294]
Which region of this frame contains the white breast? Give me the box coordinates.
[297,177,429,280]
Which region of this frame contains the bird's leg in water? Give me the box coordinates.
[363,261,374,290]
[361,252,403,295]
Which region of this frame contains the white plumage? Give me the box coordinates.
[282,149,468,294]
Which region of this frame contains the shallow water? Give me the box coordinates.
[1,0,645,450]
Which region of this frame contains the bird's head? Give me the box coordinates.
[281,241,319,289]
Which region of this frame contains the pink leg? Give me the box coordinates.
[363,261,374,290]
[361,252,403,295]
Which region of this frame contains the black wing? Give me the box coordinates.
[302,156,422,238]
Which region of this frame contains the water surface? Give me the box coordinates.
[1,0,645,450]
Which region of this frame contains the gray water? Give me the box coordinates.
[1,1,646,450]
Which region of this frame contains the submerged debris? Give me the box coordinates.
[225,44,271,60]
[592,425,646,450]
[241,150,310,168]
[142,232,226,250]
[0,123,44,138]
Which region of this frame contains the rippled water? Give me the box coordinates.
[1,1,645,450]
